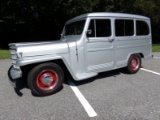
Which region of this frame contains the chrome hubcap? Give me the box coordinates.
[42,74,54,85]
[132,59,137,67]
[131,57,139,70]
[36,70,59,91]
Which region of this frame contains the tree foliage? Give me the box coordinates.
[0,0,160,48]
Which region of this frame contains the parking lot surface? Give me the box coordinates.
[0,52,160,120]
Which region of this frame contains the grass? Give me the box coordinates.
[152,44,160,52]
[0,44,160,60]
[0,49,10,60]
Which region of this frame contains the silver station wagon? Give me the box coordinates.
[8,12,152,96]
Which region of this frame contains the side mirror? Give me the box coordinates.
[87,29,92,35]
[60,33,64,39]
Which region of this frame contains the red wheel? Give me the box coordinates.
[130,57,140,71]
[126,54,141,74]
[27,63,64,96]
[36,70,59,91]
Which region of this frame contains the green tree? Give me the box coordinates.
[0,0,160,48]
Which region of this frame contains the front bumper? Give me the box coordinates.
[8,65,22,80]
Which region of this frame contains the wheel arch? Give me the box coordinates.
[20,58,75,80]
[138,53,144,58]
[127,52,144,62]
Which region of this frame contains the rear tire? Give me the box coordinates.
[126,54,141,74]
[27,63,64,96]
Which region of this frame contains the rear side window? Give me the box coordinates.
[115,19,134,36]
[136,20,149,36]
[87,19,111,37]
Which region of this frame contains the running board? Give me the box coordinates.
[74,72,98,81]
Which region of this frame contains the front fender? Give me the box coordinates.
[16,55,78,80]
[16,56,67,66]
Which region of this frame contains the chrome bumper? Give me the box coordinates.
[8,65,22,80]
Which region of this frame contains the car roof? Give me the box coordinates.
[66,12,149,24]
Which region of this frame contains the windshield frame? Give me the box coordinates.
[63,19,86,36]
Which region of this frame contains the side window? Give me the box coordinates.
[96,20,111,37]
[115,20,124,36]
[87,20,95,37]
[125,20,134,36]
[87,19,111,37]
[115,19,134,36]
[136,20,149,36]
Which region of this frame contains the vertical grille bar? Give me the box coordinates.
[10,49,17,64]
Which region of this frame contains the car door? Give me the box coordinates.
[86,18,115,72]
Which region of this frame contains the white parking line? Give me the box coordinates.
[140,68,160,76]
[154,57,160,59]
[67,79,97,118]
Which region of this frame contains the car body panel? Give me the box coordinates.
[8,12,152,81]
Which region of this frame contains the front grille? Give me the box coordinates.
[10,49,17,64]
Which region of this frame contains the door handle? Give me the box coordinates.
[108,38,114,42]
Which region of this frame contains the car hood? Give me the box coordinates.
[9,40,69,57]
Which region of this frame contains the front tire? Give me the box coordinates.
[27,63,64,96]
[126,54,141,74]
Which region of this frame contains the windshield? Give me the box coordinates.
[65,20,86,36]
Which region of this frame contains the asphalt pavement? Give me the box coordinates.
[0,53,160,120]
